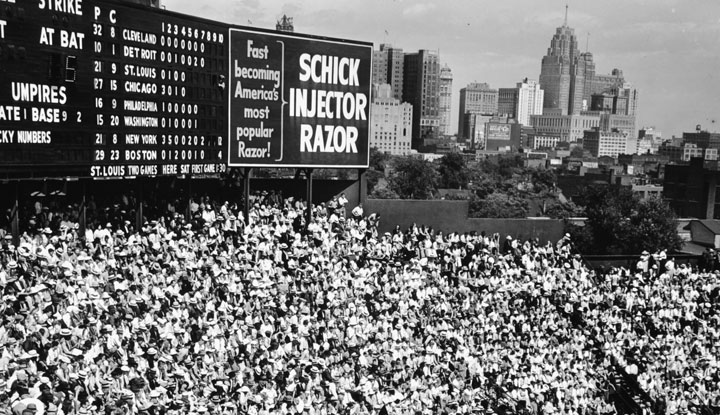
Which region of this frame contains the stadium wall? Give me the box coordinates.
[364,199,566,243]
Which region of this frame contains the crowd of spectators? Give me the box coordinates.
[0,190,719,414]
[587,253,720,414]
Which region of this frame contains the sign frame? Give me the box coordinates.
[226,27,373,169]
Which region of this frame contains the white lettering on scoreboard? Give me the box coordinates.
[84,1,226,177]
[38,0,83,16]
[0,0,227,177]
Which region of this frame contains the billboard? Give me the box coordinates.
[228,29,372,168]
[0,0,228,178]
[486,123,511,141]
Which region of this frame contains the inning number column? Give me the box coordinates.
[156,22,226,176]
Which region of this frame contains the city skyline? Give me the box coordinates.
[163,0,720,138]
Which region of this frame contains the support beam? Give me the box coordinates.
[136,178,144,232]
[185,176,192,222]
[243,168,252,224]
[357,168,367,207]
[305,168,313,230]
[707,175,717,219]
[11,181,19,247]
[79,180,87,240]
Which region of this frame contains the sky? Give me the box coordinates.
[163,0,720,138]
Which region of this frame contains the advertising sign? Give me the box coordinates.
[486,123,511,141]
[228,29,372,168]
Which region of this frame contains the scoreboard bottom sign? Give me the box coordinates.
[90,162,226,178]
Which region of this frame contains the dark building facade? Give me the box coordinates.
[664,158,720,219]
[372,44,404,101]
[683,131,720,150]
[498,88,518,118]
[403,50,440,148]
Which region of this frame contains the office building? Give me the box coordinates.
[658,128,720,163]
[591,85,639,117]
[438,65,453,136]
[590,69,626,98]
[636,127,663,154]
[538,11,588,115]
[403,50,440,148]
[462,113,494,150]
[458,83,498,140]
[583,128,632,158]
[600,113,636,141]
[369,85,413,155]
[539,8,635,118]
[517,79,545,127]
[530,109,601,142]
[528,134,561,150]
[683,130,720,150]
[372,44,404,101]
[497,88,518,118]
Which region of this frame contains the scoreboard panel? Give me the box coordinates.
[0,0,228,178]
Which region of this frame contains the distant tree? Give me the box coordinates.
[470,192,529,218]
[569,146,585,158]
[370,186,399,199]
[387,157,437,199]
[497,154,525,178]
[571,185,637,254]
[442,191,471,201]
[469,176,499,199]
[438,152,469,189]
[369,147,391,171]
[531,168,556,194]
[625,196,683,254]
[366,147,393,195]
[365,169,385,195]
[544,200,583,219]
[569,185,682,254]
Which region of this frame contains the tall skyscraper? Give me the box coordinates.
[403,50,440,148]
[438,65,453,136]
[372,44,404,101]
[538,7,593,115]
[499,78,544,126]
[457,83,498,140]
[276,15,294,32]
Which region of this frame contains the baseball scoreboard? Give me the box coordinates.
[0,0,371,179]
